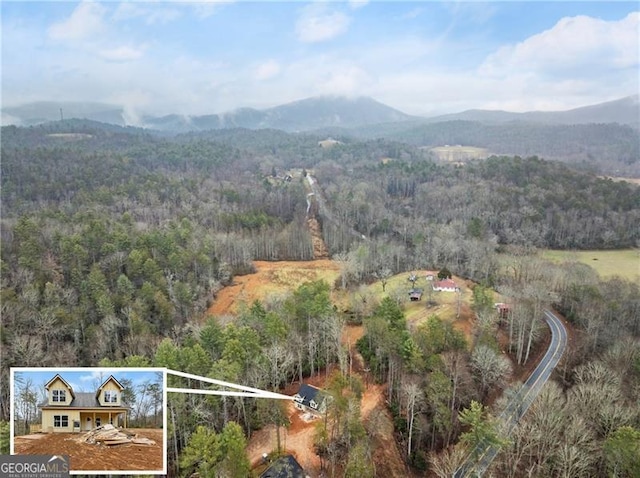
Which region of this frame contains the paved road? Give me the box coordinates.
[453,309,568,477]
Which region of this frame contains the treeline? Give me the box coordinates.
[352,248,640,476]
[353,120,640,175]
[0,126,322,421]
[2,123,639,476]
[101,281,345,475]
[314,155,640,254]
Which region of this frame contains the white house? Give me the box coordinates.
[432,279,458,292]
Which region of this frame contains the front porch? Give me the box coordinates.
[78,410,128,431]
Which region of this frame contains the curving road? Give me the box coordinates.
[453,309,568,477]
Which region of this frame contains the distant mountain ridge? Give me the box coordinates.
[426,95,640,126]
[2,101,127,127]
[142,96,416,132]
[3,94,638,131]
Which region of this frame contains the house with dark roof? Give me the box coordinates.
[260,454,305,478]
[292,384,330,416]
[39,374,129,433]
[408,288,423,301]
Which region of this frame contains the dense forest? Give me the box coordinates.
[1,121,639,477]
[322,120,640,176]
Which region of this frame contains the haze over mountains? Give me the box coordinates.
[3,94,638,132]
[4,95,638,176]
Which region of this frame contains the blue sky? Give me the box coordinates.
[13,368,164,397]
[1,1,638,121]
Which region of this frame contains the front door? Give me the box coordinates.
[84,417,92,431]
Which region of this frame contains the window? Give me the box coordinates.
[104,391,118,403]
[95,418,101,427]
[53,415,68,428]
[52,390,66,402]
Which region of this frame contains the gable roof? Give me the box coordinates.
[96,375,124,399]
[433,279,457,289]
[293,384,327,411]
[44,374,75,399]
[39,374,129,410]
[260,455,305,478]
[40,392,128,409]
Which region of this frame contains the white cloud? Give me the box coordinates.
[48,1,107,41]
[481,12,640,77]
[348,0,369,10]
[255,60,281,80]
[317,65,373,96]
[187,0,235,19]
[107,89,153,125]
[296,4,350,43]
[113,2,181,25]
[79,371,104,382]
[99,44,146,62]
[399,7,424,20]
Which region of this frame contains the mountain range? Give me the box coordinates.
[3,94,638,132]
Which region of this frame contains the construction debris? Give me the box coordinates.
[76,424,156,446]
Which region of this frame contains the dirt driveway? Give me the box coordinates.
[13,428,164,473]
[208,260,409,477]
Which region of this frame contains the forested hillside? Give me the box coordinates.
[2,122,639,477]
[323,120,640,176]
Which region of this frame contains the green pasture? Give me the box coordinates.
[364,270,474,326]
[541,249,640,281]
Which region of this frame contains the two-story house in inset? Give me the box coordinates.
[39,374,129,433]
[292,384,331,417]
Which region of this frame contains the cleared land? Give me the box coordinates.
[429,145,489,161]
[206,260,340,318]
[363,271,477,343]
[541,249,640,281]
[599,176,640,185]
[12,428,164,472]
[207,260,411,477]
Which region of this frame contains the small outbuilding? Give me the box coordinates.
[494,302,511,319]
[408,288,423,301]
[424,271,438,281]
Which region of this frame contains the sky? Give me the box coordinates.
[1,1,638,120]
[13,368,164,397]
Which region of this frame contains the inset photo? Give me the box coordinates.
[11,367,166,475]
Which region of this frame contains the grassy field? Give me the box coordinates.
[430,145,489,161]
[362,270,478,342]
[541,249,640,281]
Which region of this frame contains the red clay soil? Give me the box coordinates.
[246,324,408,478]
[13,429,164,473]
[208,260,419,477]
[206,260,340,317]
[246,382,408,478]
